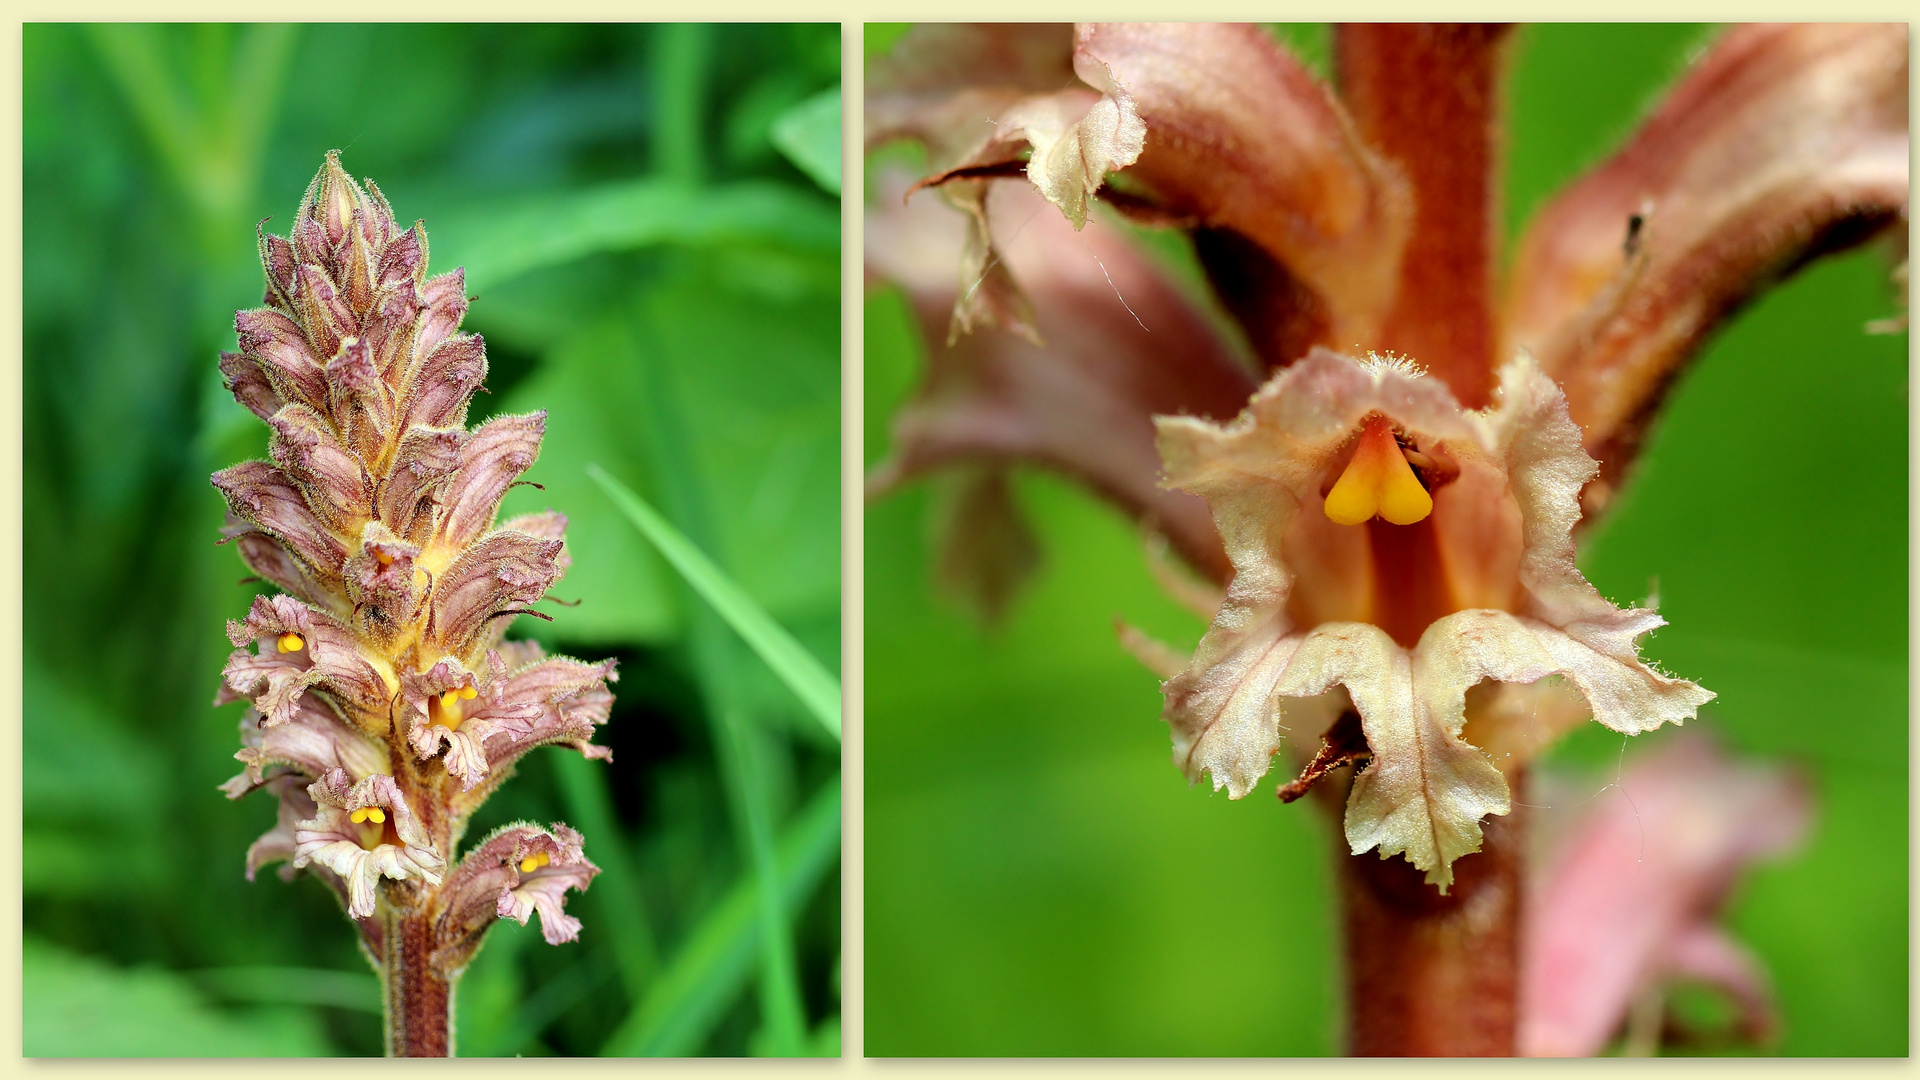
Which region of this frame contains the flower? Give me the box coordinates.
[1520,734,1811,1056]
[292,770,445,920]
[1156,348,1714,887]
[867,23,1906,889]
[434,823,600,960]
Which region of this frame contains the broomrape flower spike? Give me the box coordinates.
[211,152,618,1057]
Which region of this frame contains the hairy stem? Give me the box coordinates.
[1339,797,1524,1056]
[385,908,453,1057]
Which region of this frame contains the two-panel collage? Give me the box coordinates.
[18,20,1907,1061]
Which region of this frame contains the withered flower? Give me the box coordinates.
[869,23,1905,1055]
[214,152,615,1056]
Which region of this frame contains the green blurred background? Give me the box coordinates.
[25,23,842,1056]
[864,24,1907,1056]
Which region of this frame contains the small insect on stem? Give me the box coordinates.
[1623,198,1655,257]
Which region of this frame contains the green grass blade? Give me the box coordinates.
[586,464,842,741]
[770,87,842,196]
[439,179,838,293]
[602,774,841,1056]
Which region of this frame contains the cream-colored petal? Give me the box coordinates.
[1421,609,1712,740]
[1271,622,1510,891]
[1163,615,1304,798]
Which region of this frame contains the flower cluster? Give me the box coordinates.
[213,153,614,1043]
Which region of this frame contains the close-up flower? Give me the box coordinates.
[865,21,1906,1056]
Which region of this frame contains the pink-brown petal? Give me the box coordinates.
[1506,22,1909,485]
[429,530,565,654]
[1078,21,1414,367]
[1519,734,1810,1056]
[868,173,1256,583]
[437,412,546,549]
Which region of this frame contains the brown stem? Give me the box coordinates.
[1339,795,1523,1056]
[384,907,452,1057]
[1335,24,1514,408]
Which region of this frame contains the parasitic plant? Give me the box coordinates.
[213,152,616,1056]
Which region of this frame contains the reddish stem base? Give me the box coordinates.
[385,910,452,1057]
[1340,805,1523,1056]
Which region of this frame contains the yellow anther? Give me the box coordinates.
[459,686,478,701]
[366,808,386,824]
[1323,416,1434,527]
[440,690,460,709]
[277,632,306,653]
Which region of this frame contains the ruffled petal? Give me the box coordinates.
[494,824,600,945]
[221,696,389,797]
[294,769,444,918]
[870,24,1146,339]
[1281,622,1510,891]
[221,594,392,726]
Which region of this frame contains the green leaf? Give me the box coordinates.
[190,966,382,1014]
[588,464,841,741]
[494,320,678,647]
[770,87,842,196]
[26,939,333,1056]
[437,179,839,294]
[603,774,841,1056]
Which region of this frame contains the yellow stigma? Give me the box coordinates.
[518,852,552,874]
[348,807,386,825]
[430,690,465,731]
[374,550,394,567]
[459,686,478,700]
[277,632,305,653]
[1324,415,1434,527]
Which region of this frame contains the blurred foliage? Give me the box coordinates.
[25,22,841,1056]
[864,24,1907,1056]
